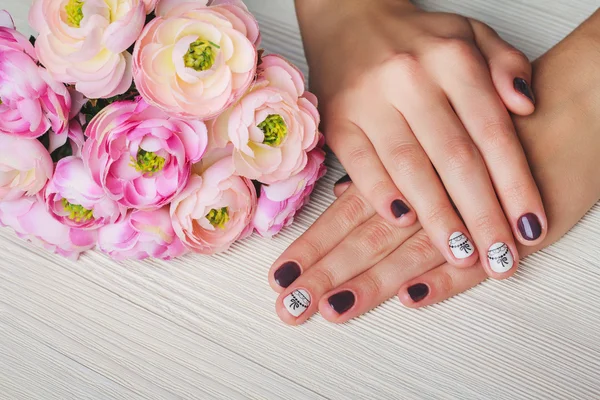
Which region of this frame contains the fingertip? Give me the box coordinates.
[333,181,351,197]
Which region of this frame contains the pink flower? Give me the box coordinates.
[83,98,208,210]
[253,148,326,237]
[98,207,188,261]
[29,0,148,99]
[133,0,259,120]
[0,196,96,260]
[170,157,257,254]
[0,15,71,147]
[0,133,54,201]
[45,157,126,230]
[212,55,320,184]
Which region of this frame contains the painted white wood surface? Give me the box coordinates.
[1,1,600,399]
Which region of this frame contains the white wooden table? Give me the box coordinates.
[1,1,599,399]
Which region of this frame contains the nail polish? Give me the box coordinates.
[391,199,410,218]
[283,289,311,317]
[335,174,351,186]
[448,232,475,259]
[328,290,355,314]
[407,283,429,302]
[514,78,535,104]
[487,242,514,273]
[518,213,542,241]
[274,261,301,288]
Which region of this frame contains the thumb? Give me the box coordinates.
[470,19,535,116]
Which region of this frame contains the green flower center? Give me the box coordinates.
[258,114,287,147]
[62,198,93,222]
[65,0,84,28]
[184,39,220,71]
[206,207,230,230]
[131,149,166,176]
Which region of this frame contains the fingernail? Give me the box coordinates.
[391,199,410,219]
[327,290,355,314]
[283,289,311,317]
[407,283,429,302]
[448,231,475,259]
[517,213,542,241]
[335,174,351,186]
[487,242,515,273]
[514,78,535,104]
[274,261,301,288]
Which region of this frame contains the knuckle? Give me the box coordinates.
[383,53,423,84]
[471,211,497,233]
[336,193,369,224]
[388,142,428,175]
[359,270,384,298]
[478,118,515,149]
[501,48,530,67]
[443,138,482,173]
[403,232,438,266]
[309,267,337,291]
[357,221,394,256]
[436,270,455,294]
[292,237,325,263]
[502,179,534,205]
[345,145,373,168]
[422,201,456,227]
[369,179,395,200]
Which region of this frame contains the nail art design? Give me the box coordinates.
[448,232,475,259]
[487,242,514,273]
[284,289,311,317]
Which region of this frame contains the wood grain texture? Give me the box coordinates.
[1,0,599,399]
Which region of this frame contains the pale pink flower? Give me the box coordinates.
[133,0,259,120]
[98,207,188,261]
[0,196,96,260]
[29,0,147,99]
[83,98,208,210]
[44,157,126,230]
[170,157,257,254]
[0,133,54,201]
[212,55,320,184]
[0,15,71,148]
[253,148,326,237]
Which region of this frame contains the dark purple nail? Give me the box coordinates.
[327,290,355,314]
[335,174,351,186]
[391,199,410,219]
[274,262,301,288]
[514,78,535,104]
[407,283,429,302]
[518,213,542,241]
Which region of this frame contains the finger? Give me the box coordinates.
[333,174,351,197]
[398,262,488,308]
[470,19,535,115]
[269,185,375,292]
[326,119,417,226]
[431,41,548,249]
[318,230,445,323]
[386,66,518,278]
[276,214,422,325]
[355,101,478,268]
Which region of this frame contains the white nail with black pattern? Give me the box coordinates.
[284,289,311,317]
[487,242,514,273]
[449,232,475,259]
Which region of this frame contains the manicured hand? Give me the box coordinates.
[296,0,547,278]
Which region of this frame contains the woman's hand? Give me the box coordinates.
[269,10,600,324]
[295,0,547,278]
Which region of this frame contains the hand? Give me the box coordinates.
[269,11,600,324]
[295,0,547,278]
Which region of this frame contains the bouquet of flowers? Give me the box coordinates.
[0,0,326,260]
